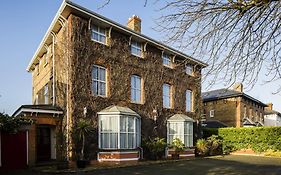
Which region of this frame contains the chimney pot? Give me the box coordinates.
[233,83,243,92]
[127,15,141,33]
[266,103,273,110]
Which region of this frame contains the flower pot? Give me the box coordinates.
[76,160,87,168]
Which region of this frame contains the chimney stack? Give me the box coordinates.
[266,103,273,110]
[127,15,141,33]
[233,83,243,92]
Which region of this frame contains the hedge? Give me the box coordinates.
[202,128,218,138]
[218,127,281,154]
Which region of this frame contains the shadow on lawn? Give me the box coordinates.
[91,156,281,175]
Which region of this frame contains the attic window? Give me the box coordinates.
[91,25,106,44]
[185,64,193,76]
[162,53,173,68]
[131,40,142,57]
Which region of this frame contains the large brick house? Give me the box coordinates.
[13,1,206,164]
[202,83,267,127]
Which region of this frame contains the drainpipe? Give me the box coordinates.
[51,32,56,106]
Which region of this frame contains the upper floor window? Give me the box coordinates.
[44,84,49,104]
[185,64,193,76]
[210,110,215,118]
[162,53,172,67]
[92,65,106,97]
[131,75,142,103]
[186,90,192,112]
[91,25,106,44]
[131,40,142,57]
[163,83,172,108]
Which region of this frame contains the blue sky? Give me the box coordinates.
[0,0,280,114]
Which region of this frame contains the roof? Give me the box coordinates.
[167,114,194,122]
[27,0,207,72]
[12,104,63,117]
[98,105,140,117]
[202,88,267,106]
[264,109,281,116]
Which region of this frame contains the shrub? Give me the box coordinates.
[218,127,281,154]
[207,135,222,155]
[169,138,185,152]
[142,137,167,160]
[196,138,209,156]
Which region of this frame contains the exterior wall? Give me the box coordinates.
[32,45,53,105]
[66,14,203,160]
[203,98,238,127]
[240,98,264,123]
[203,96,265,127]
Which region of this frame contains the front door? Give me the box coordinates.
[36,126,51,161]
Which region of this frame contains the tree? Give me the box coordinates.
[156,0,281,91]
[102,0,281,91]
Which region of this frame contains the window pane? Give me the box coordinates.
[110,133,118,148]
[92,25,106,44]
[99,68,106,81]
[128,133,134,149]
[120,116,127,132]
[186,90,192,111]
[128,118,134,132]
[100,82,106,96]
[120,133,127,148]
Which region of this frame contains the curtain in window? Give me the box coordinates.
[100,116,118,149]
[168,121,193,147]
[186,90,192,112]
[163,84,171,108]
[131,75,141,103]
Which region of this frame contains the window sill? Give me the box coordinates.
[91,39,107,46]
[163,64,174,69]
[130,101,144,105]
[93,94,107,98]
[131,53,144,59]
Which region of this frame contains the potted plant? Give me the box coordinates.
[169,138,185,159]
[75,118,93,168]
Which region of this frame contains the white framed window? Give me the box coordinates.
[162,53,172,67]
[91,25,106,44]
[44,84,49,104]
[131,40,142,57]
[163,83,172,108]
[210,110,215,118]
[186,90,192,112]
[92,65,106,97]
[185,64,193,76]
[167,121,193,147]
[131,75,142,103]
[98,108,141,149]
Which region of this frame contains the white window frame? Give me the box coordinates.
[163,83,172,109]
[44,84,49,104]
[131,75,142,103]
[167,121,193,147]
[92,65,107,97]
[186,90,193,112]
[91,25,107,45]
[131,40,142,57]
[162,53,172,67]
[98,114,141,149]
[185,64,193,76]
[210,110,215,118]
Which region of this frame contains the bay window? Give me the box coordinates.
[98,106,141,149]
[167,114,194,147]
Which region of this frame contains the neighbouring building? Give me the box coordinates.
[202,83,267,128]
[10,0,207,165]
[264,103,281,126]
